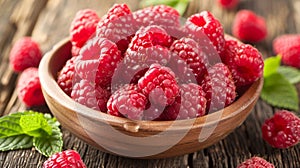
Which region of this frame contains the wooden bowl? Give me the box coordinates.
[39,38,263,159]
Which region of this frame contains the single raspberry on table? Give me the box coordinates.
[71,79,110,112]
[70,9,100,48]
[138,64,179,106]
[169,37,209,84]
[9,37,42,72]
[107,84,147,120]
[57,56,78,96]
[222,39,264,86]
[237,157,275,168]
[96,3,137,53]
[272,34,300,68]
[75,37,122,89]
[43,150,86,168]
[162,83,207,120]
[272,34,300,54]
[201,63,236,113]
[217,0,239,9]
[184,11,225,55]
[121,25,172,83]
[279,45,300,68]
[262,110,300,149]
[17,67,45,107]
[133,5,181,37]
[232,10,267,43]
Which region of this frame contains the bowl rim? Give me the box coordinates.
[39,37,264,132]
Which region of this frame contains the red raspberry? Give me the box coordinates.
[17,67,45,107]
[71,45,81,57]
[138,64,179,106]
[237,157,275,168]
[9,37,42,72]
[133,5,180,36]
[217,0,239,9]
[222,39,264,86]
[232,10,267,43]
[169,37,209,83]
[201,63,236,113]
[262,110,300,149]
[273,34,300,54]
[272,34,300,68]
[43,150,86,168]
[162,83,207,120]
[57,56,78,96]
[126,25,172,62]
[75,37,122,89]
[220,38,238,63]
[71,79,110,112]
[184,11,225,55]
[96,4,137,53]
[122,25,172,83]
[280,45,300,68]
[107,84,147,120]
[70,9,100,48]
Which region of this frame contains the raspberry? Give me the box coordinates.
[71,79,110,112]
[9,37,42,72]
[138,64,179,106]
[107,84,147,120]
[184,11,225,55]
[162,83,207,120]
[43,150,86,168]
[71,45,81,57]
[262,110,300,148]
[96,4,137,53]
[237,157,275,168]
[70,9,100,48]
[17,67,45,107]
[280,45,300,68]
[220,38,238,63]
[122,25,172,83]
[217,0,239,9]
[169,37,209,84]
[272,34,300,68]
[273,34,300,54]
[75,37,122,89]
[57,56,78,96]
[222,39,264,86]
[133,5,180,36]
[232,10,267,43]
[201,63,236,113]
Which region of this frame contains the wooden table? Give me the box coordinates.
[0,0,299,167]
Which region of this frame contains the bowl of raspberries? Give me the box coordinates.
[39,3,264,158]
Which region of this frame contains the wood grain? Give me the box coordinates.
[0,0,299,167]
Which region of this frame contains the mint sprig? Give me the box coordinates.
[261,56,300,111]
[0,111,63,157]
[139,0,189,15]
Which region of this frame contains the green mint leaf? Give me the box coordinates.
[278,66,300,84]
[0,111,63,157]
[0,134,33,151]
[174,0,189,15]
[0,111,36,138]
[261,73,299,111]
[33,113,62,157]
[140,0,179,7]
[0,115,23,138]
[20,113,52,137]
[139,0,189,15]
[263,56,281,77]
